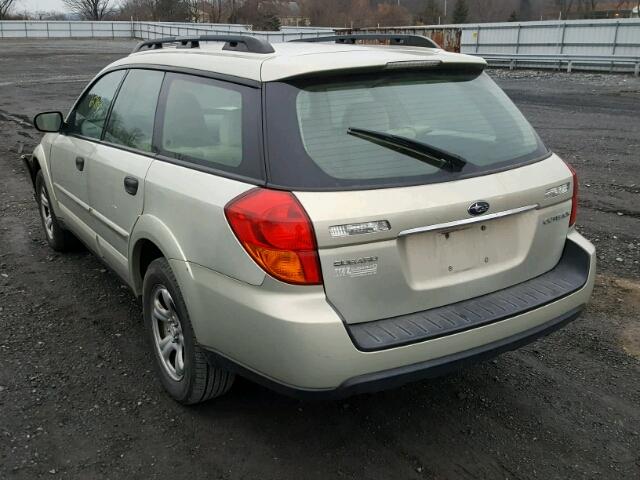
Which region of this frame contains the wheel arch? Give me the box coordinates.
[129,214,188,296]
[27,154,41,189]
[30,144,57,205]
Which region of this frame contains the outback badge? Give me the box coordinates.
[468,201,490,216]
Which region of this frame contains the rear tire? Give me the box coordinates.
[143,258,234,404]
[35,170,75,252]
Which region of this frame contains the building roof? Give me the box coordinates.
[107,40,485,82]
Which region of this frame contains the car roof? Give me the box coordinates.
[106,40,486,83]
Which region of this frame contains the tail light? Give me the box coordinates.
[224,188,323,285]
[564,161,578,227]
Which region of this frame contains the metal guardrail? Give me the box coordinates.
[461,19,640,58]
[134,22,333,43]
[473,53,640,76]
[0,20,134,38]
[1,20,639,75]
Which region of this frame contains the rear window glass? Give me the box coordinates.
[156,72,263,181]
[265,71,548,190]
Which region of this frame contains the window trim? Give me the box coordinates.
[263,151,553,192]
[101,69,166,153]
[64,69,128,142]
[100,69,131,142]
[61,65,266,185]
[262,73,552,192]
[104,63,261,89]
[153,71,265,183]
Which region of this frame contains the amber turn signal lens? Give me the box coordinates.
[563,161,578,227]
[225,188,323,285]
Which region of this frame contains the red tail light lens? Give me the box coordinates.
[224,188,323,285]
[564,161,578,227]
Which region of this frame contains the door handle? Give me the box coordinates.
[75,156,85,171]
[124,176,139,196]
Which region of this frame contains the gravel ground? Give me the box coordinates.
[0,40,639,480]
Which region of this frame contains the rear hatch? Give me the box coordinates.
[295,157,573,323]
[264,66,575,324]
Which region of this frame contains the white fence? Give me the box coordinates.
[133,22,334,42]
[0,20,333,42]
[0,20,255,39]
[344,19,640,74]
[1,19,638,73]
[0,21,134,38]
[460,18,640,56]
[2,18,639,52]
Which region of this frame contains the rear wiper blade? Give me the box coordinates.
[347,127,467,172]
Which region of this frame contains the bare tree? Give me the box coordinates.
[184,0,202,21]
[518,0,533,20]
[452,0,470,23]
[117,0,190,21]
[469,0,517,22]
[554,0,575,19]
[300,0,348,27]
[0,0,17,19]
[371,2,411,26]
[62,0,114,19]
[206,0,226,22]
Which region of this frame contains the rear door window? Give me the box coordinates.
[68,70,125,140]
[155,72,263,181]
[103,69,164,152]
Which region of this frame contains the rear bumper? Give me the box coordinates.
[174,230,595,397]
[206,305,584,400]
[347,238,590,351]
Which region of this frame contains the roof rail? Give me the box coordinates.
[290,34,439,49]
[132,35,275,54]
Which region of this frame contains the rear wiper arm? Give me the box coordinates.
[347,127,467,172]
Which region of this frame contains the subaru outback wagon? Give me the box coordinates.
[25,34,595,403]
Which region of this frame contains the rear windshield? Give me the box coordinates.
[265,70,549,190]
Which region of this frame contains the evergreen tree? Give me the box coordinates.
[508,10,518,21]
[452,0,468,23]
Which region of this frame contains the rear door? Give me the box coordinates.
[86,69,164,278]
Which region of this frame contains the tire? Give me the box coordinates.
[143,257,234,404]
[35,170,75,252]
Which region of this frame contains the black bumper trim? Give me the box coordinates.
[347,239,590,352]
[204,305,584,401]
[338,305,583,397]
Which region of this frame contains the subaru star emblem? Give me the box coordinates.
[468,201,490,216]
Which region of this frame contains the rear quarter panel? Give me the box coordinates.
[135,160,266,286]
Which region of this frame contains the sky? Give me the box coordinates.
[14,0,68,14]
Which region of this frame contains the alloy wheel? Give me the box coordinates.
[151,285,185,381]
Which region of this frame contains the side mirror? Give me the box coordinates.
[33,111,64,133]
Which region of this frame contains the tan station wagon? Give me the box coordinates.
[24,34,595,403]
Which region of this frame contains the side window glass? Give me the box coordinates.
[69,70,125,140]
[104,70,164,152]
[160,74,243,169]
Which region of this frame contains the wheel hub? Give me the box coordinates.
[150,286,185,381]
[40,190,54,240]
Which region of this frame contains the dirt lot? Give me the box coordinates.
[0,40,639,480]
